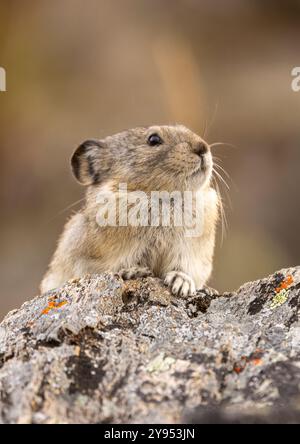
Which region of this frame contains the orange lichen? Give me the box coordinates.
[56,301,67,308]
[41,307,50,315]
[233,365,243,374]
[233,350,264,373]
[233,356,247,374]
[275,275,293,293]
[41,299,67,315]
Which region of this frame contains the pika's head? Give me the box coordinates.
[71,125,213,191]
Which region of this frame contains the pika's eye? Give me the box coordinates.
[147,133,163,146]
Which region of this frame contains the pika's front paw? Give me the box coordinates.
[118,267,153,280]
[164,271,196,298]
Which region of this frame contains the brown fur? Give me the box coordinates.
[41,125,219,297]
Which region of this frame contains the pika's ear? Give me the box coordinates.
[71,139,109,185]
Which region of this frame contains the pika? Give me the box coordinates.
[41,125,219,297]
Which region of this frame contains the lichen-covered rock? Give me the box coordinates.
[0,268,300,424]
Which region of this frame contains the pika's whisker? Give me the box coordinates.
[55,197,86,217]
[203,102,219,139]
[213,168,230,190]
[212,155,223,163]
[202,119,208,139]
[213,162,230,179]
[212,177,227,244]
[210,142,238,149]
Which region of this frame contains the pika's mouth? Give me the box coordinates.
[189,158,206,177]
[200,156,206,171]
[189,166,201,178]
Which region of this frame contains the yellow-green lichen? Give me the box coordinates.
[270,289,289,309]
[146,353,175,373]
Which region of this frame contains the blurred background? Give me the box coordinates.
[0,0,300,319]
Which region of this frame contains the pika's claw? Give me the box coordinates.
[164,271,196,298]
[118,267,153,280]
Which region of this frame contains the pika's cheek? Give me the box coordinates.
[172,144,198,166]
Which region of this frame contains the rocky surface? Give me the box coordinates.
[0,267,300,424]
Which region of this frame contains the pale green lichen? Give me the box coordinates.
[146,352,176,373]
[270,289,289,309]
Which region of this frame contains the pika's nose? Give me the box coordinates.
[194,142,208,157]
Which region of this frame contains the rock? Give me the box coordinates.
[0,268,300,424]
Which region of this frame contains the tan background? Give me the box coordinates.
[0,0,300,319]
